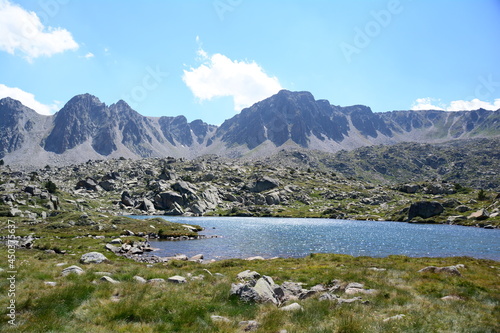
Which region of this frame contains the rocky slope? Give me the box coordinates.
[1,153,498,227]
[0,90,498,166]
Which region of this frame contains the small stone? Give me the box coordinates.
[211,315,231,323]
[168,275,187,283]
[61,265,84,276]
[133,276,147,283]
[100,276,120,284]
[280,302,303,311]
[239,320,259,331]
[245,256,265,261]
[44,281,57,287]
[383,314,405,322]
[147,278,166,284]
[441,295,464,301]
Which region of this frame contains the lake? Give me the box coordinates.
[132,216,500,261]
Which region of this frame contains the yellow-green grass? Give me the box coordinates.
[0,248,498,333]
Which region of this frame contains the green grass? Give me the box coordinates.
[1,248,498,333]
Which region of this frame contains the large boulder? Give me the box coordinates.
[249,176,280,193]
[231,275,284,305]
[76,178,99,191]
[408,201,444,220]
[121,191,135,207]
[154,191,184,210]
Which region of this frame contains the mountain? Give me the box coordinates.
[0,90,498,166]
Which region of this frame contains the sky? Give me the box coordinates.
[0,0,499,125]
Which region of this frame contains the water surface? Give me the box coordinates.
[132,216,500,261]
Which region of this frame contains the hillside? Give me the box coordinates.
[1,90,498,167]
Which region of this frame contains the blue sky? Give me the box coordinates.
[1,0,499,125]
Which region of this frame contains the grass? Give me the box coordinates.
[0,247,498,332]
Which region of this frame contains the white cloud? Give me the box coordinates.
[412,97,500,111]
[0,84,59,115]
[182,47,283,111]
[411,97,444,111]
[447,98,500,111]
[0,0,78,62]
[83,52,94,59]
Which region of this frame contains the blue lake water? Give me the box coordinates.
[132,216,500,261]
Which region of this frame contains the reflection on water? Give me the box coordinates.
[131,216,500,261]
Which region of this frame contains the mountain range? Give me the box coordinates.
[1,90,499,167]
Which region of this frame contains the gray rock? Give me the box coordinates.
[80,252,109,264]
[100,276,120,284]
[133,276,147,283]
[418,265,462,276]
[44,281,57,287]
[408,201,444,220]
[237,270,261,280]
[250,176,279,192]
[61,265,84,276]
[239,320,259,331]
[280,302,303,311]
[456,205,471,212]
[147,278,166,284]
[189,254,204,261]
[168,275,187,283]
[383,314,405,322]
[210,315,231,323]
[468,208,490,220]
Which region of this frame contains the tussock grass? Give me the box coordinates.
[1,248,498,333]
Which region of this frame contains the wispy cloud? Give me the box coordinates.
[0,84,59,115]
[412,97,500,111]
[83,52,94,59]
[182,40,282,111]
[0,0,78,62]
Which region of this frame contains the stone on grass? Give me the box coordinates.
[61,265,84,276]
[80,252,108,264]
[133,276,147,283]
[147,278,166,284]
[168,275,187,283]
[441,295,464,301]
[100,276,120,284]
[239,320,259,331]
[44,281,57,287]
[237,270,261,280]
[383,314,406,322]
[280,303,303,311]
[210,315,231,323]
[418,265,462,276]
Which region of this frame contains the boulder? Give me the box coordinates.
[408,201,444,220]
[172,181,198,196]
[80,252,109,264]
[249,176,279,192]
[99,180,116,191]
[456,205,471,213]
[265,192,281,205]
[76,178,99,191]
[121,191,135,207]
[154,191,184,210]
[468,208,489,220]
